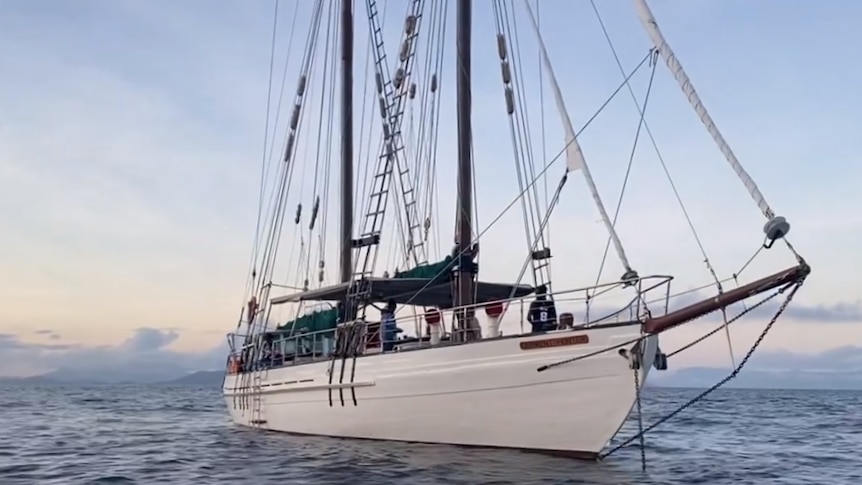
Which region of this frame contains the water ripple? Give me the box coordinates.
[0,384,858,484]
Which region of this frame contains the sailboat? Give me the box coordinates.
[223,0,810,460]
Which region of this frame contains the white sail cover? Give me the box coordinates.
[523,0,633,272]
[632,0,775,221]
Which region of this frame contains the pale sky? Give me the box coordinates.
[0,0,860,378]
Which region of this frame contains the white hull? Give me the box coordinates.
[223,326,658,458]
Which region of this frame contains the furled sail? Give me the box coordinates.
[523,0,634,274]
[632,0,775,221]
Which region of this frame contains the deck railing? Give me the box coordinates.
[225,273,675,374]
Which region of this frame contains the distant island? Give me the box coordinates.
[157,370,225,386]
[0,368,226,387]
[1,345,860,390]
[651,366,862,390]
[1,366,860,390]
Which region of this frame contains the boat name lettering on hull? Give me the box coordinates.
[520,334,590,350]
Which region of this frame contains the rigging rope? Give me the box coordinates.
[266,2,304,296]
[350,0,427,294]
[537,270,800,374]
[246,0,282,297]
[421,0,447,261]
[633,0,775,222]
[503,0,547,251]
[592,51,658,291]
[588,0,721,283]
[258,0,326,293]
[524,0,635,277]
[589,0,743,364]
[354,0,383,229]
[244,1,327,357]
[535,0,551,286]
[506,174,567,304]
[357,0,446,283]
[302,0,337,290]
[491,0,544,290]
[394,52,653,312]
[237,2,328,341]
[599,279,804,460]
[237,0,285,333]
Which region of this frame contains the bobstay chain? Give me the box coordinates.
[598,278,806,468]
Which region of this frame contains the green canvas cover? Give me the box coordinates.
[277,308,339,334]
[393,256,454,280]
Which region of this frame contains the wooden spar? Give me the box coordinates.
[454,0,476,340]
[339,0,354,284]
[643,262,810,334]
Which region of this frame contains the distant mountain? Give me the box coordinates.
[0,368,226,386]
[0,373,61,384]
[38,366,181,384]
[651,366,862,390]
[3,345,860,391]
[0,366,203,385]
[0,370,105,385]
[158,370,224,387]
[6,366,858,391]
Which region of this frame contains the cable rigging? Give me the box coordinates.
[239,0,326,340]
[491,0,551,294]
[247,1,328,346]
[233,0,329,415]
[404,0,447,268]
[243,0,283,307]
[393,51,656,310]
[257,1,327,295]
[343,0,428,321]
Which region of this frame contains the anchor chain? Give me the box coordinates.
[632,362,646,471]
[599,278,805,460]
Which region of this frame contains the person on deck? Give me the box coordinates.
[261,334,274,368]
[528,284,558,333]
[380,299,403,351]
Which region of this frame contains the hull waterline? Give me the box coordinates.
[223,326,658,459]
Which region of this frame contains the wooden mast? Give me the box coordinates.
[339,0,354,284]
[454,0,477,341]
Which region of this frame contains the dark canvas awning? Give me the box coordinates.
[270,277,535,308]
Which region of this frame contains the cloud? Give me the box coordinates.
[703,295,862,325]
[0,328,227,382]
[121,327,180,352]
[33,329,62,340]
[2,319,857,386]
[0,333,75,352]
[652,346,862,390]
[749,345,862,372]
[781,301,862,323]
[0,0,859,362]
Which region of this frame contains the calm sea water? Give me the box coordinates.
[0,383,858,484]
